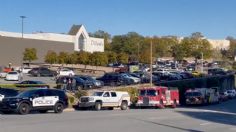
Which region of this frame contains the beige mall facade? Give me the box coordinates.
[0,25,104,66]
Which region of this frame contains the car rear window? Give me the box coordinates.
[8,72,17,74]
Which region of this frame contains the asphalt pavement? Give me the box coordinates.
[0,99,236,132]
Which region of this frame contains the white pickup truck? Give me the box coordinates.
[79,91,130,110]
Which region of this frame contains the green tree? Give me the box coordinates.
[180,36,212,59]
[212,49,223,61]
[44,50,57,64]
[23,48,38,62]
[77,51,90,65]
[190,32,204,39]
[226,36,236,59]
[111,32,144,56]
[58,52,68,64]
[89,52,108,66]
[152,36,179,58]
[117,53,129,64]
[69,52,78,64]
[106,51,117,64]
[171,44,186,61]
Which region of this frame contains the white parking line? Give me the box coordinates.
[200,122,211,126]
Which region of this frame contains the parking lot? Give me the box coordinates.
[0,99,236,132]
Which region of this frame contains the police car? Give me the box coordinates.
[0,89,68,114]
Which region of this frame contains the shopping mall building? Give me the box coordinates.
[0,25,104,65]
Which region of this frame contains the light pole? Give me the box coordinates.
[201,52,204,73]
[20,16,26,38]
[150,40,153,87]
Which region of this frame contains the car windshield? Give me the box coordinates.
[147,90,157,96]
[140,90,157,96]
[122,74,129,78]
[93,92,104,96]
[185,92,201,97]
[8,72,17,75]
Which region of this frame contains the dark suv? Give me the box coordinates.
[0,89,68,114]
[29,67,56,77]
[0,88,18,102]
[97,73,133,86]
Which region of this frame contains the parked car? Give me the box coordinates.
[97,73,133,86]
[0,88,19,102]
[0,72,7,78]
[15,80,49,88]
[219,91,229,102]
[21,67,32,74]
[120,73,141,84]
[208,68,227,76]
[131,72,159,83]
[5,71,20,81]
[0,89,68,114]
[58,69,75,76]
[77,75,104,88]
[226,89,236,99]
[29,67,56,77]
[56,76,94,90]
[78,91,130,110]
[179,72,194,79]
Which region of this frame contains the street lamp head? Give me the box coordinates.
[20,16,26,19]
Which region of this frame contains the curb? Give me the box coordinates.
[64,108,75,112]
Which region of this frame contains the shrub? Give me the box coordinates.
[74,89,88,99]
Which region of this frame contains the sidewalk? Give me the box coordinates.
[64,108,75,112]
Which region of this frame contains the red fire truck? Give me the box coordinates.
[136,86,179,108]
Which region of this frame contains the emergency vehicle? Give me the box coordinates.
[79,91,130,110]
[136,86,179,108]
[0,89,68,114]
[185,87,219,105]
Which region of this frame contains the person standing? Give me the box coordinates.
[72,78,77,92]
[62,78,67,91]
[67,78,72,91]
[18,71,23,82]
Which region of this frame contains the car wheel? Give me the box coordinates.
[95,102,102,111]
[39,110,48,113]
[120,101,128,110]
[18,103,30,115]
[54,103,64,113]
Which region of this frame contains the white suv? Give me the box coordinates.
[58,69,75,76]
[79,91,130,110]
